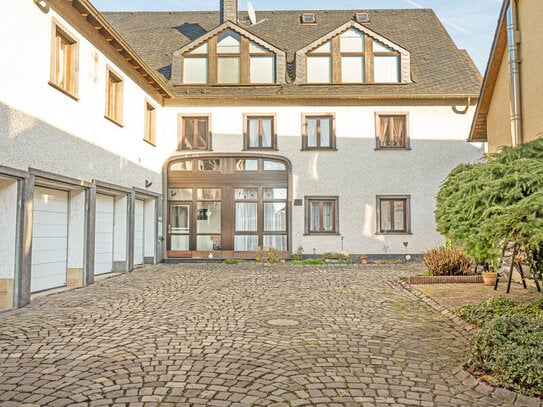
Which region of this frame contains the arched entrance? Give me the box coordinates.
[165,155,290,259]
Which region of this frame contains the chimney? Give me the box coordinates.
[220,0,238,23]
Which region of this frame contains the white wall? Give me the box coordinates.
[166,104,484,254]
[0,1,168,192]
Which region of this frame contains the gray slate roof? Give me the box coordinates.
[103,9,481,98]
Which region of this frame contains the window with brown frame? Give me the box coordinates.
[306,27,400,84]
[305,196,339,234]
[244,115,276,150]
[376,114,408,149]
[178,116,211,151]
[182,29,275,85]
[50,23,78,97]
[377,196,410,234]
[302,114,335,150]
[105,68,124,125]
[144,101,156,145]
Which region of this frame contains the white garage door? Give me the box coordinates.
[95,194,114,275]
[134,199,144,265]
[31,187,68,292]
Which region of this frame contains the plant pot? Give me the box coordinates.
[482,272,497,286]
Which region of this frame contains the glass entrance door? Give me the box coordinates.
[169,204,190,250]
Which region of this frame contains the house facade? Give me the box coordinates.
[469,0,543,151]
[0,0,483,310]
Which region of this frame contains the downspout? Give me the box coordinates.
[507,0,523,146]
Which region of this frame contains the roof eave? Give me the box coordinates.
[468,0,509,142]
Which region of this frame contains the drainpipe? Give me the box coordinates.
[507,0,523,146]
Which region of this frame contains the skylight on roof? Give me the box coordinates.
[355,13,370,23]
[301,13,316,24]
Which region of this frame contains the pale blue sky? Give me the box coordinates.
[91,0,503,73]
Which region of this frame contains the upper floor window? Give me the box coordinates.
[302,114,335,150]
[244,115,276,150]
[376,113,409,149]
[105,68,124,126]
[178,115,211,151]
[306,27,400,84]
[144,101,156,145]
[50,22,78,98]
[182,29,275,85]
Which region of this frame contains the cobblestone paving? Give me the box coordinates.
[0,264,519,406]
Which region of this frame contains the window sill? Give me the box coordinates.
[301,148,338,152]
[375,232,413,236]
[242,148,279,152]
[143,138,156,147]
[48,81,79,101]
[304,232,340,236]
[104,115,124,128]
[374,147,411,151]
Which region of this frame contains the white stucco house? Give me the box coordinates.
[0,0,483,310]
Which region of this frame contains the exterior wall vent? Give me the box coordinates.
[300,13,316,24]
[355,12,370,23]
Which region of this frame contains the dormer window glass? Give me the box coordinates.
[307,41,332,83]
[373,41,400,83]
[340,29,365,83]
[182,29,275,85]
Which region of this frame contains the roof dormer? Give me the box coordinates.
[171,22,286,86]
[295,21,412,85]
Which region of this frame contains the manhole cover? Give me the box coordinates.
[266,318,300,327]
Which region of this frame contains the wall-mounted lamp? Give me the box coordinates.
[145,180,153,188]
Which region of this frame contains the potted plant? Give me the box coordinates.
[481,272,497,286]
[360,255,368,264]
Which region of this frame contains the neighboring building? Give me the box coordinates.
[469,0,543,151]
[0,0,483,310]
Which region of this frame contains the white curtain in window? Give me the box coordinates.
[262,118,272,147]
[248,119,260,147]
[380,200,392,232]
[394,201,405,231]
[320,118,331,147]
[171,235,190,250]
[263,235,287,251]
[264,203,286,231]
[308,119,318,147]
[235,202,257,231]
[322,202,333,231]
[234,235,258,251]
[307,56,331,83]
[310,201,320,231]
[197,202,221,234]
[184,58,208,84]
[341,56,364,83]
[374,56,400,83]
[250,56,275,83]
[218,57,240,83]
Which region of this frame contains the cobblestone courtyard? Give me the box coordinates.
[0,264,521,406]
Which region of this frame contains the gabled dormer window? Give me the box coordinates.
[306,27,400,84]
[182,29,276,85]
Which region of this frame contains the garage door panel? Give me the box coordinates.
[31,187,68,292]
[31,223,68,238]
[31,263,67,292]
[95,194,114,275]
[31,248,67,265]
[33,211,69,226]
[32,237,68,252]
